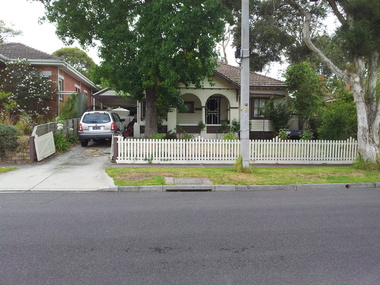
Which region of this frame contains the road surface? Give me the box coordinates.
[1,187,379,284]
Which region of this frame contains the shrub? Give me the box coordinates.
[300,125,314,140]
[15,114,34,135]
[197,121,206,133]
[151,133,165,139]
[278,129,290,140]
[53,133,70,152]
[66,133,79,144]
[0,124,19,158]
[223,131,238,140]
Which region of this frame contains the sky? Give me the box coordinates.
[0,0,101,63]
[0,0,285,79]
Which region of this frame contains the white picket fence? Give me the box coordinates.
[114,136,358,164]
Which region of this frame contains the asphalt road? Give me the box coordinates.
[1,187,379,285]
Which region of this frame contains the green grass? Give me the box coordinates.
[0,167,18,174]
[105,166,380,186]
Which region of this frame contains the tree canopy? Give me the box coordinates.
[223,0,380,163]
[0,20,22,44]
[52,47,96,78]
[36,0,231,136]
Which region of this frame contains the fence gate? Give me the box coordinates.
[34,132,56,161]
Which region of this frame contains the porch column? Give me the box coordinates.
[167,108,177,133]
[201,105,206,136]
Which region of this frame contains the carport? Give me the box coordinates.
[92,88,137,111]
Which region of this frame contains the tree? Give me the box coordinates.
[263,98,293,133]
[0,20,22,44]
[52,47,96,78]
[36,0,231,137]
[285,61,325,131]
[317,79,357,140]
[0,60,57,121]
[226,0,380,163]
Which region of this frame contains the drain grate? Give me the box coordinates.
[166,188,212,192]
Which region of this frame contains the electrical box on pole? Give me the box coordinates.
[240,0,250,168]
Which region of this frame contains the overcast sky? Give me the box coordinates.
[1,0,285,79]
[1,0,101,63]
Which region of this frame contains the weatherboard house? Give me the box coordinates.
[94,62,296,139]
[141,62,296,139]
[0,42,98,118]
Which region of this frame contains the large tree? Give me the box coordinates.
[36,0,230,137]
[227,0,380,163]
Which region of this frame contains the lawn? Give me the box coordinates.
[105,166,380,186]
[0,167,17,174]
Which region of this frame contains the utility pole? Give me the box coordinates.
[240,0,250,168]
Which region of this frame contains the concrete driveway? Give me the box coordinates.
[0,141,116,192]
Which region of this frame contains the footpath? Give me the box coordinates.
[0,143,378,192]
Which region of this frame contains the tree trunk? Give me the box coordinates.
[350,57,380,163]
[301,9,380,163]
[144,86,158,138]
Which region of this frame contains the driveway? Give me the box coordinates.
[0,141,116,192]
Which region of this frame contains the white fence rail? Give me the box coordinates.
[114,136,358,165]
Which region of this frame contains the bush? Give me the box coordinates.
[223,131,238,140]
[53,133,70,152]
[0,124,19,158]
[278,129,290,140]
[300,125,314,140]
[151,133,165,139]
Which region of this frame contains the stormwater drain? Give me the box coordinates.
[166,189,212,192]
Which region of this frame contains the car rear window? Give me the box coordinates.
[82,113,111,124]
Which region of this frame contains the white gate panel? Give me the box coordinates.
[35,132,56,161]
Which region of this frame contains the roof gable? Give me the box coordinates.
[214,62,286,88]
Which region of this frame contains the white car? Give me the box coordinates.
[78,110,124,147]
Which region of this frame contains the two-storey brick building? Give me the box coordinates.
[0,43,98,118]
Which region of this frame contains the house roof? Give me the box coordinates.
[214,61,286,89]
[0,42,60,60]
[0,42,98,90]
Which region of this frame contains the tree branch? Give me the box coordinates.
[326,0,346,25]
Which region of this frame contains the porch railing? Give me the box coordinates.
[114,136,358,165]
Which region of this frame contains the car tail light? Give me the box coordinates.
[79,124,83,131]
[111,122,116,131]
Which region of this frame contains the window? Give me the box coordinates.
[41,71,52,78]
[180,101,195,113]
[252,98,269,118]
[75,85,81,93]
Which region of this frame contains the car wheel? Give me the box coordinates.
[80,140,89,147]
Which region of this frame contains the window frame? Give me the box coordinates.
[251,97,270,119]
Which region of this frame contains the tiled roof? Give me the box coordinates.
[0,42,59,60]
[214,61,286,88]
